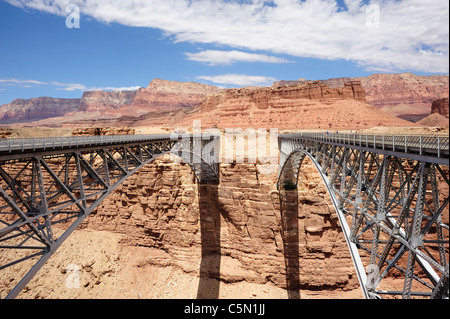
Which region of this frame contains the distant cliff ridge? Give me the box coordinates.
[163,80,414,130]
[80,90,138,111]
[132,79,221,108]
[273,73,449,118]
[0,79,220,124]
[1,73,448,126]
[0,97,81,124]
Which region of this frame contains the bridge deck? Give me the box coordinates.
[0,134,217,161]
[279,132,449,165]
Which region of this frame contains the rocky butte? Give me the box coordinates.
[417,97,450,127]
[431,97,449,118]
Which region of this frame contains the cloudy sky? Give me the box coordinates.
[0,0,448,105]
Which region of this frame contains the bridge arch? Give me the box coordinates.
[277,133,449,299]
[277,147,369,298]
[0,135,220,298]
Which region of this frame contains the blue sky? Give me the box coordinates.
[0,0,448,105]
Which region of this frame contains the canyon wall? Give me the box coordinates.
[0,155,363,299]
[1,128,448,299]
[76,156,361,295]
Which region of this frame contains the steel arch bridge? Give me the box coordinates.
[0,133,220,299]
[278,132,449,299]
[1,131,449,299]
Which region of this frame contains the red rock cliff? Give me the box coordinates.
[431,97,449,118]
[132,79,221,108]
[274,73,449,118]
[174,80,413,130]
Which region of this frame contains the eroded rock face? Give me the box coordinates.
[80,91,138,111]
[174,80,413,130]
[431,97,449,118]
[0,128,12,138]
[201,81,367,114]
[80,155,360,292]
[132,79,221,108]
[72,127,136,136]
[274,73,449,119]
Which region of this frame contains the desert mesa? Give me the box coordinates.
[0,72,448,133]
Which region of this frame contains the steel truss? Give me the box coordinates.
[278,136,449,299]
[0,135,220,299]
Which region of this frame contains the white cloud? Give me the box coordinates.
[186,50,291,65]
[88,86,142,91]
[0,78,48,85]
[51,82,142,91]
[4,0,450,73]
[197,74,277,87]
[0,79,141,92]
[51,81,87,91]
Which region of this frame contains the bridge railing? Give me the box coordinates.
[0,134,177,153]
[0,134,220,154]
[279,132,449,158]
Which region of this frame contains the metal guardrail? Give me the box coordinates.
[280,132,450,158]
[0,134,177,153]
[0,133,224,156]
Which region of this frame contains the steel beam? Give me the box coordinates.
[278,134,449,299]
[0,134,220,298]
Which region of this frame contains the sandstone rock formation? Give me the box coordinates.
[165,81,415,130]
[431,97,449,118]
[80,90,138,111]
[0,155,362,299]
[72,127,136,136]
[0,128,12,138]
[2,73,447,128]
[0,79,220,125]
[133,79,221,108]
[274,73,449,121]
[417,97,449,127]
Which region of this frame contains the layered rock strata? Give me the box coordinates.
[0,97,81,124]
[79,155,362,293]
[171,81,414,130]
[274,73,449,120]
[417,97,449,127]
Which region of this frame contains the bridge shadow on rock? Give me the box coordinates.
[196,184,221,299]
[279,186,301,299]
